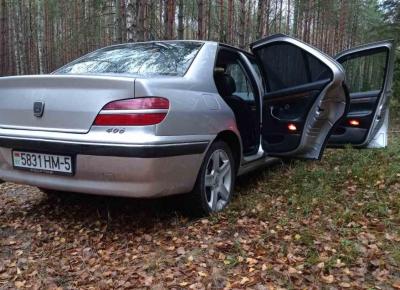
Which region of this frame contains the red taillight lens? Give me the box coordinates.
[103,97,169,110]
[94,97,169,126]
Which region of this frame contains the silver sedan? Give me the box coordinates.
[0,35,394,215]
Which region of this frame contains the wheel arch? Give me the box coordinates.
[214,130,242,172]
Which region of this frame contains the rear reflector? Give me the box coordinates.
[94,113,167,126]
[94,97,169,126]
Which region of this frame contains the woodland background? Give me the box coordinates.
[0,0,399,103]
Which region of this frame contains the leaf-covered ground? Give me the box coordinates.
[1,135,400,289]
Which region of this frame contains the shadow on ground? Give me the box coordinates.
[5,161,284,233]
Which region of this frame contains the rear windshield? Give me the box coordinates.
[55,42,203,77]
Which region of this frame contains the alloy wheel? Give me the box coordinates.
[204,149,232,212]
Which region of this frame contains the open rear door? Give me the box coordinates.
[329,40,395,148]
[250,34,349,159]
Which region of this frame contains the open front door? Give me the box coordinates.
[329,40,395,148]
[250,34,349,159]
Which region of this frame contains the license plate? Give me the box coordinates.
[12,151,73,175]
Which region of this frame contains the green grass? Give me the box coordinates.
[231,134,400,220]
[223,132,400,283]
[388,244,400,266]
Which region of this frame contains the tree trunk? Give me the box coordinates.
[246,0,252,44]
[278,0,283,32]
[292,0,299,36]
[227,0,233,43]
[219,0,224,41]
[138,0,146,41]
[197,0,204,40]
[36,0,44,74]
[0,0,7,75]
[257,0,266,38]
[206,0,211,39]
[165,0,175,39]
[115,0,122,43]
[177,0,184,39]
[238,0,245,48]
[286,0,290,34]
[126,0,137,42]
[338,0,348,51]
[265,0,271,36]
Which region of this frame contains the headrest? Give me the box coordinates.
[214,73,236,97]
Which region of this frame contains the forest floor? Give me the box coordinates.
[1,131,400,289]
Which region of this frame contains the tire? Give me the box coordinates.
[186,140,236,216]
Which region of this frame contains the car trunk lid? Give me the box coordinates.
[0,75,135,133]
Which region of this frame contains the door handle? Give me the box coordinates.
[270,106,284,121]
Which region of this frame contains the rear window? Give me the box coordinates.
[55,42,203,77]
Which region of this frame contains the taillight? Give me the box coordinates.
[94,97,169,126]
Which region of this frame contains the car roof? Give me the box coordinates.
[217,43,254,57]
[100,40,254,57]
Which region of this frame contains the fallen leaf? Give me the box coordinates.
[14,281,25,288]
[321,274,334,284]
[240,277,250,285]
[339,282,351,288]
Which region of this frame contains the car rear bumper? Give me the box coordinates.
[0,139,208,198]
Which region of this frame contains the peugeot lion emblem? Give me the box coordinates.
[33,101,45,117]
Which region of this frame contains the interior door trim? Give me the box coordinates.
[334,40,395,148]
[264,79,330,101]
[251,34,348,159]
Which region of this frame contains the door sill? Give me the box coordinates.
[239,146,281,176]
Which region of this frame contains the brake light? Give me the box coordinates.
[103,97,169,110]
[94,97,169,126]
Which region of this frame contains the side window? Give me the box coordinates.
[255,42,332,92]
[247,57,263,84]
[339,49,388,93]
[226,61,255,101]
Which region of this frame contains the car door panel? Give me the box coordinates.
[263,80,332,152]
[330,90,379,144]
[328,41,394,147]
[251,34,348,159]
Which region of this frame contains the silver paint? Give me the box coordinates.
[0,37,353,197]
